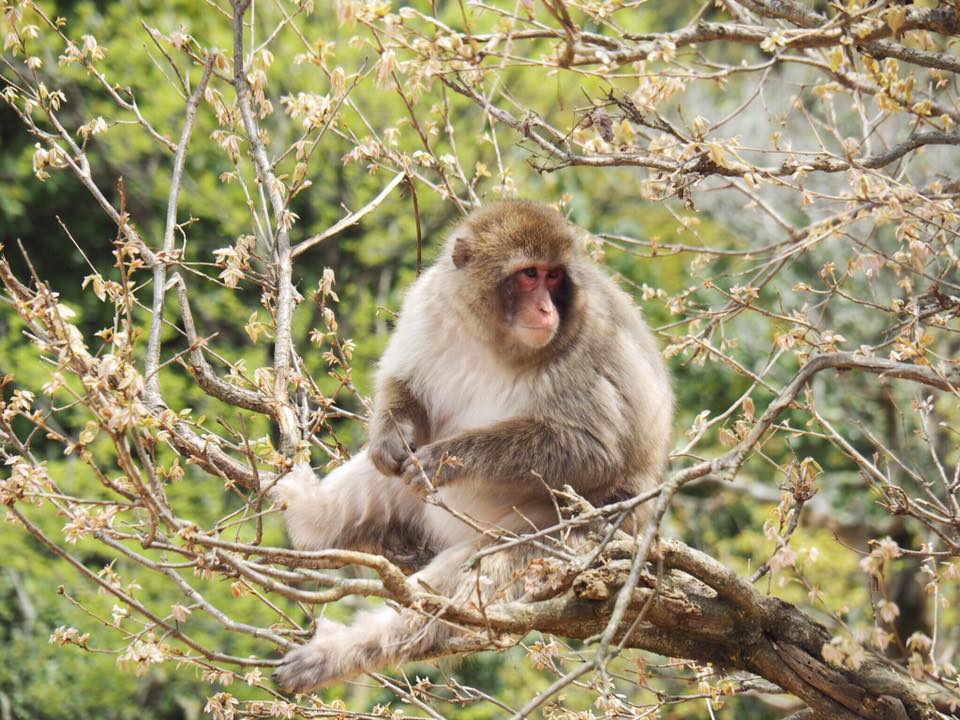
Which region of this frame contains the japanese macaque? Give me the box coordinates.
[272,200,673,692]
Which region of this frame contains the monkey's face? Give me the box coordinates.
[446,200,581,359]
[500,263,566,349]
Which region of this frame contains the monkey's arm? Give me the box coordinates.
[402,418,621,496]
[368,377,430,476]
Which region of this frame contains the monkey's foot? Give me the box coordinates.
[274,643,332,694]
[270,462,317,506]
[274,619,355,693]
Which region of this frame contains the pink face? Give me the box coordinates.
[509,264,565,348]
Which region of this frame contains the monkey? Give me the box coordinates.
[271,200,674,693]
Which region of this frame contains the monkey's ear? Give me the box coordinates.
[452,236,472,269]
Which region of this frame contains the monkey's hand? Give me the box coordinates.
[400,443,462,497]
[369,415,417,477]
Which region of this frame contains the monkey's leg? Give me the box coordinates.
[272,452,424,554]
[275,495,569,693]
[275,538,508,692]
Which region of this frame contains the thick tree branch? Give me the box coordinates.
[389,534,935,719]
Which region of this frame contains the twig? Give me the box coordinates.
[145,54,215,404]
[291,171,407,258]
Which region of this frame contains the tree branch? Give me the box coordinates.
[145,54,215,405]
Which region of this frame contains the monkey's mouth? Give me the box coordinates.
[516,325,557,348]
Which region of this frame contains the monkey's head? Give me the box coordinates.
[445,200,584,360]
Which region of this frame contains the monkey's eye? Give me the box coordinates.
[522,267,538,278]
[546,268,563,280]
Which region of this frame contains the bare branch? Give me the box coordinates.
[145,54,215,405]
[291,171,406,258]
